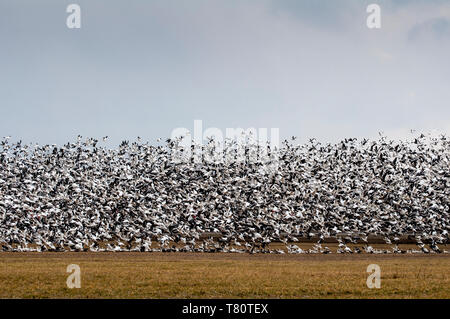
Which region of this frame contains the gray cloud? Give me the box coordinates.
[0,0,449,145]
[408,17,450,40]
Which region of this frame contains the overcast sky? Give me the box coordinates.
[1,0,449,145]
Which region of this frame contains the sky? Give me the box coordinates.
[1,0,449,146]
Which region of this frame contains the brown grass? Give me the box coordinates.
[0,251,448,299]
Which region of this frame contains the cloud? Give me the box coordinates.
[0,0,449,145]
[408,17,450,40]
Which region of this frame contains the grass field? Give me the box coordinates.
[1,248,449,299]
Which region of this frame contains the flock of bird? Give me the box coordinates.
[0,133,448,254]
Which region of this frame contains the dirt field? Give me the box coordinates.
[0,249,449,299]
